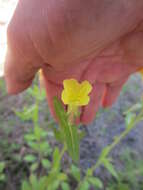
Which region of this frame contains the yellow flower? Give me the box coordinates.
[61,79,92,107]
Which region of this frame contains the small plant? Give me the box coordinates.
[13,76,143,190]
[22,147,69,190]
[107,149,143,190]
[15,85,52,173]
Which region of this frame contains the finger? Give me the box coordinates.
[102,77,128,107]
[4,20,42,94]
[42,73,64,120]
[4,51,40,94]
[81,82,106,124]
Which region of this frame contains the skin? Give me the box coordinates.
[4,0,143,124]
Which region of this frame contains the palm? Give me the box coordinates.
[4,0,143,123]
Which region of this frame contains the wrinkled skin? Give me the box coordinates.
[4,0,143,124]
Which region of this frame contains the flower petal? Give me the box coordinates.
[79,81,92,96]
[79,95,90,106]
[63,79,79,92]
[61,90,69,104]
[62,79,92,106]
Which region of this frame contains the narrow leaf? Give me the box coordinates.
[99,146,111,161]
[41,159,51,169]
[0,162,5,173]
[61,182,70,190]
[30,163,39,172]
[125,113,136,127]
[65,124,80,162]
[53,97,80,162]
[24,154,37,163]
[22,181,32,190]
[30,174,38,190]
[58,173,67,181]
[71,165,81,182]
[88,177,103,189]
[103,159,118,179]
[53,147,61,171]
[79,180,90,190]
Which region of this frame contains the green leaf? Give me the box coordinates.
[54,96,80,162]
[86,168,93,177]
[24,154,37,163]
[28,142,39,151]
[39,142,52,154]
[30,174,38,190]
[24,134,36,141]
[27,85,39,98]
[124,103,142,115]
[65,124,80,162]
[0,174,5,181]
[58,173,67,181]
[38,176,47,190]
[53,97,68,128]
[41,131,48,138]
[71,165,81,182]
[45,172,59,190]
[88,177,103,189]
[51,180,60,190]
[118,183,130,190]
[53,147,61,171]
[102,159,118,179]
[53,128,64,143]
[61,182,70,190]
[30,163,39,172]
[15,105,37,121]
[27,85,39,97]
[22,181,32,190]
[34,126,42,141]
[41,159,51,169]
[125,113,136,127]
[28,85,46,101]
[79,180,90,190]
[99,146,111,161]
[0,162,5,173]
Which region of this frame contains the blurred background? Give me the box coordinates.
[1,1,143,190]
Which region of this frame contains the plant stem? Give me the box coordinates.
[76,109,143,190]
[60,144,67,159]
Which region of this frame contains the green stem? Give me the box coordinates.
[60,144,67,159]
[33,97,42,174]
[33,100,39,128]
[76,109,143,190]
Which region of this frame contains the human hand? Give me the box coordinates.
[4,0,143,124]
